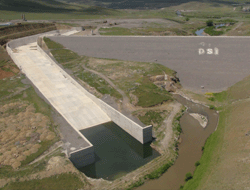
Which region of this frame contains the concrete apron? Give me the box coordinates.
[7,36,152,167]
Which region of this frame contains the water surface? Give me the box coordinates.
[79,122,160,180]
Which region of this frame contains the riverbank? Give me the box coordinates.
[182,75,250,189]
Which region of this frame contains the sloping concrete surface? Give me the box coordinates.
[12,42,111,131]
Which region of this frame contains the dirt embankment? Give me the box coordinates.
[0,23,56,45]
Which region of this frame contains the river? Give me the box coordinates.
[137,95,219,190]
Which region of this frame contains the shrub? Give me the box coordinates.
[145,162,173,179]
[206,20,213,26]
[177,124,182,133]
[208,97,215,101]
[126,179,144,190]
[195,161,200,167]
[209,105,216,110]
[185,172,193,181]
[185,17,190,21]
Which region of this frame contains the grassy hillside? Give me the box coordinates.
[0,0,74,12]
[182,74,250,189]
[60,0,250,9]
[0,0,249,21]
[0,0,249,20]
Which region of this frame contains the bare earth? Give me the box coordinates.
[161,101,182,151]
[189,113,208,128]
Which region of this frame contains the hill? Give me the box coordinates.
[58,0,250,9]
[0,0,75,12]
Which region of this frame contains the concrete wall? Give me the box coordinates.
[69,146,95,168]
[96,100,152,144]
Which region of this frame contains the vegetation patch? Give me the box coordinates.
[0,23,56,42]
[137,110,166,126]
[43,37,64,49]
[51,49,80,64]
[1,173,84,190]
[133,78,172,107]
[144,161,173,179]
[126,178,145,190]
[185,172,193,181]
[204,26,224,36]
[78,69,123,99]
[99,27,135,35]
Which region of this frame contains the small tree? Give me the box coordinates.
[195,161,200,167]
[185,172,193,181]
[206,20,213,26]
[185,17,190,21]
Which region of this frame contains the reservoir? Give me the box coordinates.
[79,122,160,180]
[137,95,219,190]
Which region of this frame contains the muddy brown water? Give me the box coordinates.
[137,95,219,190]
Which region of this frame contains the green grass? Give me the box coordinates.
[138,111,166,126]
[0,76,26,98]
[100,27,135,35]
[59,22,80,27]
[126,179,145,190]
[1,173,84,190]
[100,26,189,36]
[51,49,80,63]
[213,91,229,102]
[133,78,172,107]
[204,26,224,36]
[78,70,122,99]
[43,37,64,49]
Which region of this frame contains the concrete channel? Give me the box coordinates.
[6,30,152,168]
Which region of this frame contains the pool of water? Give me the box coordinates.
[195,28,205,36]
[215,23,225,28]
[79,122,160,180]
[195,23,225,36]
[136,95,219,190]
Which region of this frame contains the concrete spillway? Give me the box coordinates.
[11,42,111,130]
[7,31,152,167]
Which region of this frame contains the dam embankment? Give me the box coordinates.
[6,30,152,169]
